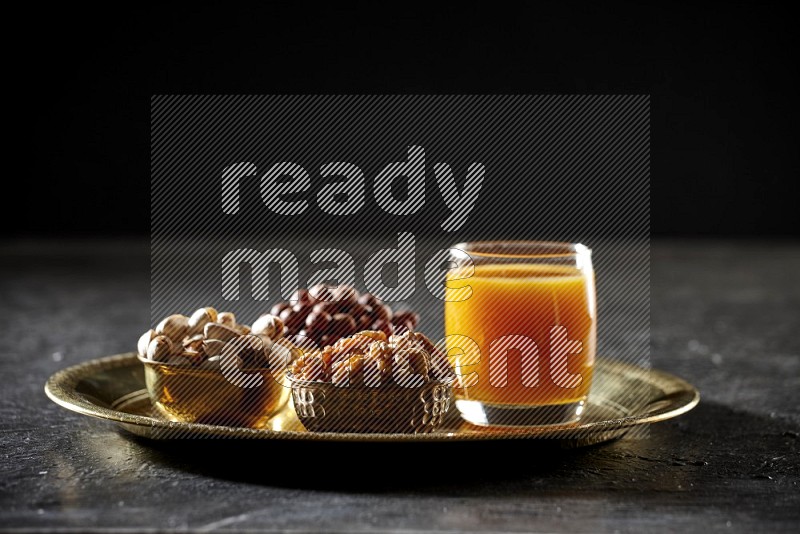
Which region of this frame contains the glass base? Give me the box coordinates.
[455,398,586,427]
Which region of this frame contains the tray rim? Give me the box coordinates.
[45,352,700,442]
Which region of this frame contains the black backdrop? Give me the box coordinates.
[11,2,798,238]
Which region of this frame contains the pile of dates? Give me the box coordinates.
[270,284,420,349]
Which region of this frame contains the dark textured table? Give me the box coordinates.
[1,239,798,532]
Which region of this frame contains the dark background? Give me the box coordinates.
[10,2,798,238]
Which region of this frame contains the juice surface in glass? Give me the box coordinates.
[445,261,596,412]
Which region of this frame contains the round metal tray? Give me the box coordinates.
[45,353,699,447]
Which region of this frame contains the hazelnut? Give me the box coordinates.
[391,310,419,334]
[370,304,392,323]
[358,293,380,308]
[312,300,345,315]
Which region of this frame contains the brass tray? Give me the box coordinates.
[45,353,699,447]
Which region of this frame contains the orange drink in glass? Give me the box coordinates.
[444,241,596,426]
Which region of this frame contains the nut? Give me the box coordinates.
[291,353,328,381]
[393,347,431,387]
[254,333,274,356]
[204,322,240,342]
[182,348,206,364]
[391,310,419,334]
[203,338,226,357]
[155,314,189,342]
[183,334,204,352]
[279,307,305,332]
[305,310,332,332]
[361,355,390,386]
[198,355,222,370]
[356,330,388,343]
[366,339,392,361]
[137,330,155,358]
[308,284,337,302]
[141,308,306,372]
[251,314,284,339]
[289,330,452,388]
[291,288,313,304]
[270,302,291,317]
[331,355,366,385]
[223,335,268,370]
[147,335,174,362]
[271,337,303,366]
[188,307,217,334]
[217,311,236,328]
[335,285,359,304]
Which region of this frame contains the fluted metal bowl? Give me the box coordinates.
[287,373,455,434]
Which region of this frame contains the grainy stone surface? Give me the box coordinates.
[0,239,798,532]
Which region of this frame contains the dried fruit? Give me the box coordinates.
[262,285,421,347]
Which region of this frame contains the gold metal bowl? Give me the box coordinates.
[287,373,455,434]
[139,356,290,427]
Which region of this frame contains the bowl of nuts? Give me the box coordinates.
[287,330,456,434]
[136,308,293,427]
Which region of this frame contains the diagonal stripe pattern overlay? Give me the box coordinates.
[151,95,650,440]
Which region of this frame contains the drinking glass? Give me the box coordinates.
[444,241,596,426]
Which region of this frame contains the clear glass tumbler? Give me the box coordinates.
[444,241,596,426]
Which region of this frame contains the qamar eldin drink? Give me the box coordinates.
[444,241,596,426]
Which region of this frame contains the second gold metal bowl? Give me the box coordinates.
[138,356,290,427]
